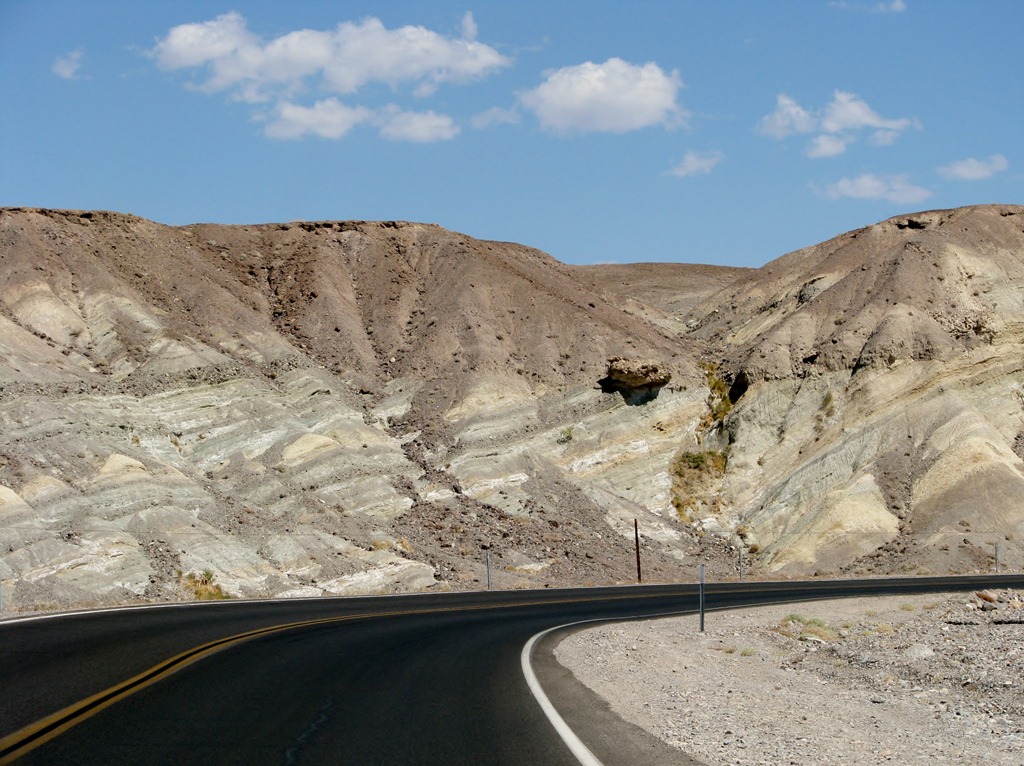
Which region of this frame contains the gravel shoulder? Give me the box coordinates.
[556,590,1024,766]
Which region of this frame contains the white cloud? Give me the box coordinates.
[377,108,460,142]
[826,173,931,204]
[53,49,85,80]
[820,90,913,134]
[460,11,478,42]
[264,99,372,139]
[670,150,724,177]
[759,90,917,157]
[153,13,510,102]
[519,58,686,134]
[758,94,815,139]
[806,134,853,158]
[876,0,907,12]
[153,12,255,71]
[938,154,1009,181]
[264,100,459,143]
[471,107,520,129]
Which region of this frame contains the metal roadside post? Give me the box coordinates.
[699,563,706,632]
[486,552,492,590]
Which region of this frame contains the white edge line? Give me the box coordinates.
[521,620,606,766]
[521,608,695,766]
[520,591,946,765]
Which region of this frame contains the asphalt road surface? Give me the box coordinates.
[3,575,1023,765]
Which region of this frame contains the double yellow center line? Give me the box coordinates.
[0,590,686,764]
[0,611,366,764]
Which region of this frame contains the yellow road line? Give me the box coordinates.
[0,613,362,764]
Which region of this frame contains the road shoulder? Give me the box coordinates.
[557,591,1024,766]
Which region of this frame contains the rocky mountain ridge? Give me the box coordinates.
[0,203,1022,609]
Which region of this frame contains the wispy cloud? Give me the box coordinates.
[53,49,85,80]
[519,58,686,134]
[670,150,724,177]
[825,173,931,204]
[471,107,520,129]
[938,154,1009,181]
[377,108,460,143]
[758,94,815,139]
[759,90,918,157]
[806,134,853,159]
[152,12,507,142]
[830,0,907,13]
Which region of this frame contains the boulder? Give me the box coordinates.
[604,357,671,389]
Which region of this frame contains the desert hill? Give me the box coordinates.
[0,204,1022,609]
[693,204,1024,574]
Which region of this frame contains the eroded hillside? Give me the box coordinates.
[0,208,734,609]
[1,204,1023,610]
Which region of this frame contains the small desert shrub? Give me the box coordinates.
[699,362,733,429]
[740,647,757,657]
[556,427,574,444]
[900,603,916,612]
[181,569,230,600]
[774,613,837,641]
[671,495,691,522]
[670,449,728,520]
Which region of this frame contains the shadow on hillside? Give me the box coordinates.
[597,377,664,406]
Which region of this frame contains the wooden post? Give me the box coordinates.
[634,519,642,584]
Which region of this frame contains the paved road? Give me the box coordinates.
[3,575,1022,765]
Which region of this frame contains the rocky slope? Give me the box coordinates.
[692,204,1024,575]
[0,203,1022,609]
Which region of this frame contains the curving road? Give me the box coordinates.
[3,575,1023,765]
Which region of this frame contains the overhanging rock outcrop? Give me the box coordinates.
[600,357,672,404]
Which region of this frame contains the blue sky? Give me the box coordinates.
[1,1,1020,267]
